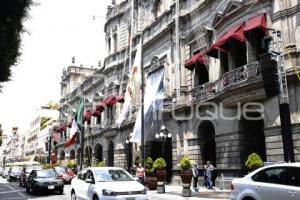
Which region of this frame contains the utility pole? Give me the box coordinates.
[47,131,52,164]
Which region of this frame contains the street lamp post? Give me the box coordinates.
[155,125,172,158]
[125,136,133,174]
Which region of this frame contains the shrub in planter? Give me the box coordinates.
[153,157,167,182]
[66,161,77,169]
[42,163,52,169]
[97,161,106,167]
[245,153,263,172]
[179,156,193,184]
[144,157,157,190]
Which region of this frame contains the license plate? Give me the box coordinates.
[48,185,55,189]
[126,198,135,200]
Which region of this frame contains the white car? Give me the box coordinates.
[231,162,300,200]
[71,167,147,200]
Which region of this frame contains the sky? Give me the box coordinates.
[0,0,110,135]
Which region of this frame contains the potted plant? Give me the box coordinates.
[144,157,157,190]
[245,153,263,172]
[153,157,167,182]
[179,156,193,184]
[97,161,105,167]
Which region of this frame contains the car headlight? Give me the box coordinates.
[102,189,116,196]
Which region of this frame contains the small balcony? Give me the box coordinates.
[190,62,261,103]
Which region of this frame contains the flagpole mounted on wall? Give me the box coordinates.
[140,31,145,166]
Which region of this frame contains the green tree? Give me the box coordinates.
[0,0,33,88]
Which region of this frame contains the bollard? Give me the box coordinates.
[182,183,192,197]
[157,181,165,194]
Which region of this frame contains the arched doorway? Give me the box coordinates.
[94,143,103,164]
[125,141,133,172]
[59,150,65,161]
[198,121,216,166]
[84,146,92,167]
[70,149,75,160]
[76,148,81,166]
[107,141,114,167]
[240,112,266,162]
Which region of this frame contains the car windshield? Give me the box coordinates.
[55,167,66,174]
[94,169,134,182]
[11,167,22,173]
[36,170,57,178]
[26,166,41,173]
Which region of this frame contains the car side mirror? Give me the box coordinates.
[85,178,94,184]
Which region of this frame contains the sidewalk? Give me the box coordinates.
[147,185,231,200]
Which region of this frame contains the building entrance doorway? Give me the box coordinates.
[148,138,172,183]
[198,121,216,166]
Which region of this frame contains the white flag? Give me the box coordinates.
[116,41,142,127]
[131,68,164,144]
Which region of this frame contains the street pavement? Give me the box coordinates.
[0,177,230,200]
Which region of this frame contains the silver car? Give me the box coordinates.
[231,163,300,200]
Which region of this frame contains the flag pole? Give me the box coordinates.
[140,31,145,166]
[80,98,85,170]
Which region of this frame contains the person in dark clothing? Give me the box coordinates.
[192,164,199,189]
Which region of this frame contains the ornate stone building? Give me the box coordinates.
[56,0,300,183]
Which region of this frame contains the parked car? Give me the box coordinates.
[231,162,300,200]
[19,165,42,187]
[26,169,64,195]
[54,166,76,184]
[71,167,147,200]
[7,167,22,182]
[2,168,9,178]
[0,167,4,176]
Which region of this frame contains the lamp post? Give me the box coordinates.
[155,125,172,158]
[125,136,133,174]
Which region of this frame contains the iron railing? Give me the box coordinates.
[191,62,259,102]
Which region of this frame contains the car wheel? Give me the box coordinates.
[26,186,30,193]
[243,197,255,200]
[71,191,76,200]
[93,195,99,200]
[58,188,64,195]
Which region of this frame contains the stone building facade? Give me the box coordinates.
[56,0,300,182]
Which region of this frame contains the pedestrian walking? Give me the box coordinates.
[135,163,145,185]
[204,161,217,189]
[192,164,199,189]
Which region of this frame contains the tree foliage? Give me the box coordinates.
[0,0,33,87]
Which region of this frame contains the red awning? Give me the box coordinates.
[215,23,245,50]
[84,110,92,121]
[205,45,226,58]
[206,23,245,57]
[92,110,102,117]
[96,96,117,110]
[57,123,67,133]
[116,95,125,103]
[184,52,208,71]
[244,13,267,37]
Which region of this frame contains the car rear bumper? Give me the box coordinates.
[34,185,64,191]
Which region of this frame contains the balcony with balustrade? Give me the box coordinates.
[189,62,265,106]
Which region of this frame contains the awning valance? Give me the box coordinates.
[115,95,125,103]
[184,52,208,71]
[92,109,102,117]
[96,96,121,110]
[83,110,92,121]
[57,123,67,133]
[244,13,267,38]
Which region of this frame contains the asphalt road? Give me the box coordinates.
[0,177,71,200]
[0,177,229,200]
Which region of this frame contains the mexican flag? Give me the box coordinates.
[65,99,83,148]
